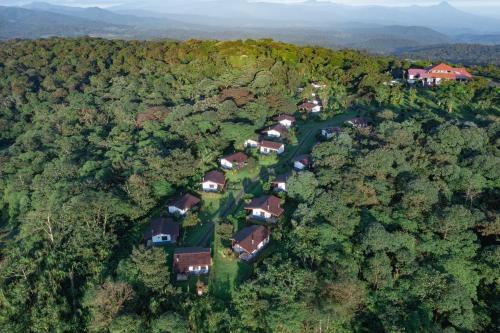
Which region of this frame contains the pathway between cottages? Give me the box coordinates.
[196,222,215,247]
[195,112,355,246]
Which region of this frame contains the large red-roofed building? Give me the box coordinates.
[408,63,472,86]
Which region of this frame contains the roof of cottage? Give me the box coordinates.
[143,217,180,241]
[169,193,201,210]
[260,140,284,150]
[203,170,226,185]
[221,152,248,164]
[232,225,269,254]
[173,248,211,273]
[245,195,284,217]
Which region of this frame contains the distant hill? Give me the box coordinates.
[0,6,130,40]
[113,0,500,34]
[454,33,500,45]
[24,2,189,30]
[397,44,500,65]
[0,1,498,62]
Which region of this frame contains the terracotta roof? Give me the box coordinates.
[221,152,248,164]
[298,101,316,112]
[410,63,473,81]
[430,63,456,72]
[245,195,284,217]
[143,217,180,241]
[293,154,312,167]
[429,72,458,80]
[408,68,429,79]
[173,248,211,274]
[260,140,284,150]
[275,114,295,122]
[203,170,226,185]
[455,67,472,78]
[232,225,269,254]
[262,124,288,135]
[272,173,290,184]
[169,193,200,210]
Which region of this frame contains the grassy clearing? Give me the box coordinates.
[209,230,252,300]
[198,192,223,222]
[182,222,213,246]
[176,274,210,293]
[207,110,361,295]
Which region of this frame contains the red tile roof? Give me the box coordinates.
[143,217,180,241]
[410,63,472,81]
[203,170,226,185]
[245,195,284,217]
[232,225,269,254]
[430,63,456,72]
[298,102,316,112]
[221,152,248,164]
[262,124,288,135]
[170,194,200,210]
[455,67,472,78]
[275,114,295,122]
[173,248,211,274]
[260,140,284,150]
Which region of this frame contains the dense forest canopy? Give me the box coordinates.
[0,38,499,333]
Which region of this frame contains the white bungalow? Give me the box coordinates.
[275,114,295,128]
[168,194,200,216]
[262,124,287,138]
[244,138,259,148]
[259,140,285,155]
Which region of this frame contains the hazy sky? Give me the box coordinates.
[1,0,499,7]
[1,0,500,16]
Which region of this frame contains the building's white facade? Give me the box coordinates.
[220,158,234,169]
[321,129,332,139]
[168,205,188,216]
[152,233,172,244]
[278,119,293,128]
[264,129,282,138]
[244,139,259,148]
[260,145,285,155]
[321,129,339,139]
[201,181,220,192]
[249,208,273,219]
[294,161,306,170]
[188,265,209,274]
[311,105,322,113]
[274,182,287,192]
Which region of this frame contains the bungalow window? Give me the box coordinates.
[161,235,170,241]
[209,184,215,189]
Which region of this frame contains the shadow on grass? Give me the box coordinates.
[210,254,253,301]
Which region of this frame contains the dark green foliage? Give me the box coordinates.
[0,38,499,333]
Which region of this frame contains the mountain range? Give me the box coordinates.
[0,1,499,56]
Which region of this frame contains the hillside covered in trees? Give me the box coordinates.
[398,44,500,66]
[0,38,499,333]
